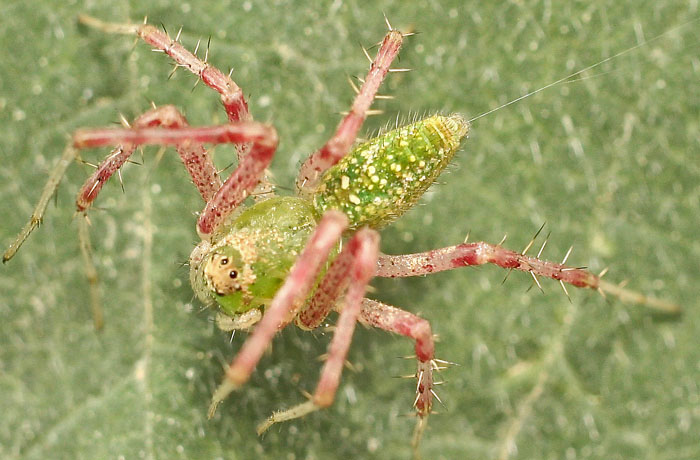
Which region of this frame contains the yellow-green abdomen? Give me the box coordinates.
[313,114,469,229]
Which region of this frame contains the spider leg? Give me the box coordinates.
[296,27,404,195]
[377,242,680,313]
[208,211,349,418]
[77,105,222,210]
[4,106,221,262]
[256,228,379,434]
[73,120,278,239]
[295,223,364,329]
[78,15,250,126]
[78,15,277,199]
[358,298,437,456]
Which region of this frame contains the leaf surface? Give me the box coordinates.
[1,1,699,459]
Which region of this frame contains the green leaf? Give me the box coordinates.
[2,1,698,459]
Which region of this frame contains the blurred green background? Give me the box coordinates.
[1,1,698,459]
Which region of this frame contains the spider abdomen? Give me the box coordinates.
[313,114,469,229]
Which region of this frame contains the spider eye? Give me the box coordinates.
[220,257,229,265]
[229,270,238,279]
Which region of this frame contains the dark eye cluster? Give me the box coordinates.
[219,256,238,279]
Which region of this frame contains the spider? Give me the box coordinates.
[3,14,679,456]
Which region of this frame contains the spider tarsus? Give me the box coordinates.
[411,416,428,460]
[206,400,221,420]
[77,14,138,35]
[208,378,241,419]
[432,358,460,367]
[598,279,681,315]
[78,213,104,331]
[256,400,319,436]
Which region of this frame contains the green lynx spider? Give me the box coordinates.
[3,15,679,457]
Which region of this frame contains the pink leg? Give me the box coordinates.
[208,211,349,417]
[358,298,438,454]
[76,105,222,211]
[313,229,380,406]
[377,241,680,313]
[296,28,404,194]
[73,121,278,239]
[3,107,226,262]
[256,228,380,434]
[359,299,435,416]
[78,15,250,126]
[377,241,598,286]
[295,225,358,329]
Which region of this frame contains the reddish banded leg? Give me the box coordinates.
[358,299,438,453]
[256,228,380,434]
[78,15,250,127]
[73,121,278,239]
[77,105,222,210]
[77,16,276,198]
[377,241,680,313]
[6,14,258,260]
[33,117,274,329]
[3,105,224,328]
[295,220,366,329]
[75,105,222,328]
[208,211,350,417]
[296,26,405,194]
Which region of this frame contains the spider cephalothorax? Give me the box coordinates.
[3,15,679,458]
[191,196,319,320]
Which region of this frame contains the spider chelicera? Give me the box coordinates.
[3,14,679,455]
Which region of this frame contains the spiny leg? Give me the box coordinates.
[77,208,102,330]
[295,221,359,329]
[358,298,438,456]
[376,241,680,313]
[5,106,219,260]
[4,106,224,327]
[208,211,349,418]
[296,25,405,195]
[257,228,380,434]
[77,105,222,211]
[3,145,78,263]
[78,15,276,199]
[73,121,278,239]
[78,15,250,126]
[62,119,275,323]
[76,106,222,326]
